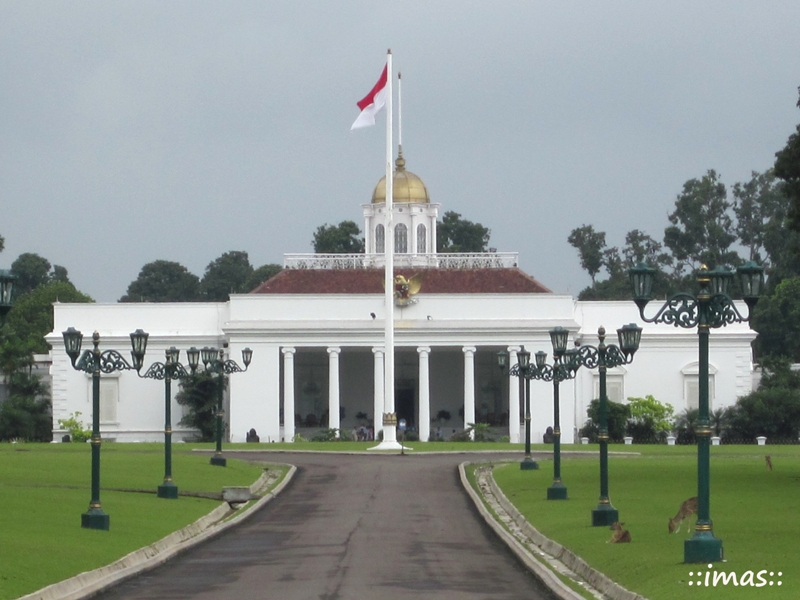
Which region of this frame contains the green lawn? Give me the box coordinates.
[0,443,270,600]
[490,446,800,600]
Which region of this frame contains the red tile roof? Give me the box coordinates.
[251,268,552,294]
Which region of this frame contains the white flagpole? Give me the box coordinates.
[382,49,398,447]
[397,71,402,152]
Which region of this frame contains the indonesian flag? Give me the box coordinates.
[351,64,389,130]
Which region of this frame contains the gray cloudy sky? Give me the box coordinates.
[2,1,799,302]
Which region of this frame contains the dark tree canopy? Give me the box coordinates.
[10,253,71,296]
[4,281,93,354]
[200,251,254,301]
[776,88,800,232]
[663,169,740,275]
[436,211,491,253]
[312,221,365,253]
[567,225,606,283]
[120,260,201,302]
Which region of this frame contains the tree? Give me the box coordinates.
[0,327,52,442]
[175,372,225,441]
[200,251,254,301]
[4,281,92,354]
[663,170,740,277]
[750,277,800,361]
[775,87,800,233]
[436,211,491,253]
[580,398,630,443]
[625,395,675,443]
[120,260,201,302]
[567,225,606,284]
[246,263,282,291]
[312,221,365,253]
[11,253,51,295]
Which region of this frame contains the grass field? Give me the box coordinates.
[0,443,272,600]
[489,446,800,600]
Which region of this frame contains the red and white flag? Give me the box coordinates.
[351,64,389,130]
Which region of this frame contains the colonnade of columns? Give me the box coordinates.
[281,344,527,443]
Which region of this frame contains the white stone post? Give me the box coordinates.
[372,347,384,440]
[282,347,296,443]
[417,346,431,442]
[327,347,341,434]
[507,346,520,443]
[463,346,476,438]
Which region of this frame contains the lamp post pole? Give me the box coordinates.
[510,348,538,470]
[134,341,201,498]
[573,324,642,526]
[630,261,763,563]
[62,328,149,530]
[199,346,253,467]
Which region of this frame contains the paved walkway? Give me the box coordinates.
[94,452,557,600]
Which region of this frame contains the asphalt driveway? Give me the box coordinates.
[94,451,557,600]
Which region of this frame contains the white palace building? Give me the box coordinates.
[47,154,758,444]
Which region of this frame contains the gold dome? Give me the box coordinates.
[371,151,430,204]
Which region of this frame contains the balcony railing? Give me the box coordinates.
[283,252,519,270]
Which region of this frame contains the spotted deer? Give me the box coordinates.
[608,521,631,543]
[766,455,773,471]
[668,496,698,533]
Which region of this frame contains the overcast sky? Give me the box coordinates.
[2,1,799,302]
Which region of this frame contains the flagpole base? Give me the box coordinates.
[368,440,406,451]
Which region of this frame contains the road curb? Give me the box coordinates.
[18,465,297,600]
[459,461,648,600]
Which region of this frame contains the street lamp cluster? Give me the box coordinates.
[498,324,642,517]
[630,261,764,564]
[61,327,252,529]
[499,260,762,564]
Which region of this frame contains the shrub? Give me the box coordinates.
[176,372,224,442]
[57,411,91,442]
[580,398,629,442]
[625,395,674,443]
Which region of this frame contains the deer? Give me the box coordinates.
[766,455,773,471]
[668,496,698,533]
[608,521,631,543]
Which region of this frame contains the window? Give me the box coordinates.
[681,362,717,412]
[99,378,118,424]
[684,376,715,412]
[593,374,624,404]
[395,224,408,253]
[375,224,385,253]
[417,224,427,253]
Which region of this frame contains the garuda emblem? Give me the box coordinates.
[393,273,423,307]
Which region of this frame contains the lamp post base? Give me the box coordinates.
[210,454,227,467]
[157,481,179,499]
[547,481,568,500]
[591,505,619,527]
[82,508,110,531]
[684,533,723,563]
[520,457,539,470]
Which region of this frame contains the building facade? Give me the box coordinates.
[46,154,759,444]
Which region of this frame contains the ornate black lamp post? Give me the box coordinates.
[498,347,538,470]
[630,261,763,563]
[573,323,642,526]
[0,269,15,325]
[133,339,201,498]
[197,346,253,467]
[62,327,149,530]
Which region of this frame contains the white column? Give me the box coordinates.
[372,347,384,440]
[417,346,431,442]
[327,347,341,433]
[282,347,296,443]
[463,346,476,437]
[507,346,520,443]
